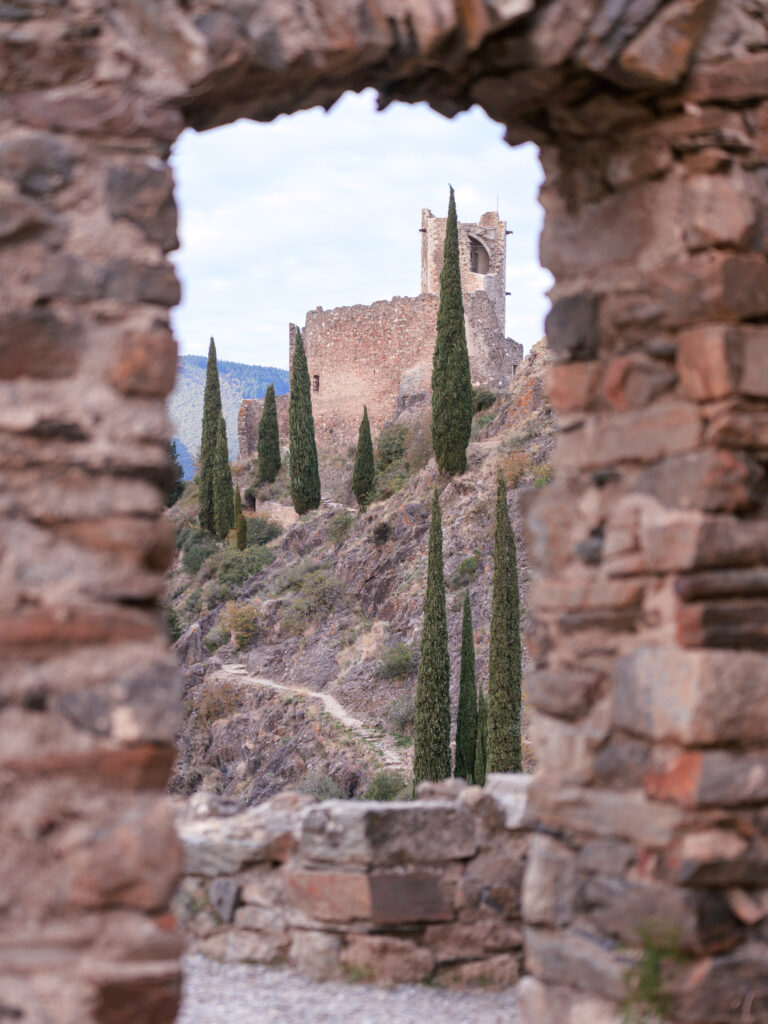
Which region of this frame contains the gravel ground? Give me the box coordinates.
[178,955,520,1024]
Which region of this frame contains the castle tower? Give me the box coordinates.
[420,208,507,329]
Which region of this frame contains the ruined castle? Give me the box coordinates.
[238,207,523,454]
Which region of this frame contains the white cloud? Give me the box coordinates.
[170,89,552,367]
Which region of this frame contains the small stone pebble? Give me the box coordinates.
[178,955,520,1024]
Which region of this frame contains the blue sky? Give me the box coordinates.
[170,88,550,370]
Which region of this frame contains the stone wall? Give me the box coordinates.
[421,208,508,331]
[239,292,522,454]
[4,1,768,1022]
[176,776,531,986]
[238,394,290,466]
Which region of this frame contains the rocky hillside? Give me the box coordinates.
[169,355,290,477]
[167,341,553,804]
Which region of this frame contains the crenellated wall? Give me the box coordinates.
[2,1,768,1022]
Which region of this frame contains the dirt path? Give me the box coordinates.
[219,663,409,772]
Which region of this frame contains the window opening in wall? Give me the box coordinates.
[469,235,490,274]
[313,374,320,392]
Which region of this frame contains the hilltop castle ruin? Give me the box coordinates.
[239,208,523,454]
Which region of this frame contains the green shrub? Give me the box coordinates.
[295,770,345,801]
[183,588,203,618]
[376,643,416,680]
[364,770,409,801]
[243,486,256,509]
[376,422,409,469]
[387,694,416,735]
[221,602,257,651]
[327,511,353,545]
[217,545,274,586]
[274,558,326,594]
[448,554,480,590]
[204,625,230,652]
[372,521,390,546]
[533,460,554,488]
[195,681,243,725]
[182,529,218,574]
[281,570,338,635]
[246,515,282,546]
[473,387,496,414]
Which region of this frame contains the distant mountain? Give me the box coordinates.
[168,355,290,478]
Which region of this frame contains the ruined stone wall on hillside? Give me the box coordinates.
[421,208,508,331]
[238,394,290,465]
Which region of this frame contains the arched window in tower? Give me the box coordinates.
[312,374,320,392]
[469,236,490,275]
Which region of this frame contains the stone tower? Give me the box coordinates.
[420,208,507,329]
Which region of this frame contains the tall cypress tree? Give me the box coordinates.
[431,186,473,477]
[413,488,451,785]
[474,685,488,787]
[487,472,522,772]
[351,405,375,508]
[257,383,281,484]
[454,589,478,781]
[198,337,223,531]
[213,414,234,539]
[288,328,321,514]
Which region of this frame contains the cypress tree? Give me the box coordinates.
[198,337,223,532]
[233,481,241,524]
[413,488,451,785]
[431,186,473,477]
[288,328,321,514]
[351,405,375,508]
[236,514,247,550]
[166,440,185,507]
[454,589,477,781]
[474,685,488,787]
[487,472,522,773]
[213,414,234,539]
[257,383,281,483]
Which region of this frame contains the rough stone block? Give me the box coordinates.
[526,668,602,720]
[0,309,79,380]
[283,869,371,923]
[0,131,74,195]
[208,878,240,924]
[678,597,768,649]
[518,976,622,1024]
[676,942,768,1021]
[299,800,477,866]
[683,171,755,250]
[233,903,285,932]
[529,780,684,848]
[340,935,434,985]
[544,293,599,362]
[456,838,527,918]
[483,773,534,830]
[434,952,520,987]
[180,802,300,876]
[613,646,768,745]
[556,402,702,470]
[546,361,601,412]
[65,797,181,912]
[646,748,768,809]
[107,161,178,251]
[369,870,452,923]
[423,920,523,963]
[289,930,341,980]
[636,450,764,512]
[617,0,709,87]
[110,328,177,397]
[601,353,676,411]
[524,927,632,1002]
[522,834,576,927]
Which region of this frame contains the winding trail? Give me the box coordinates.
[218,663,408,772]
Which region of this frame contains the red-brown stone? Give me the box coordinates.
[109,329,178,398]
